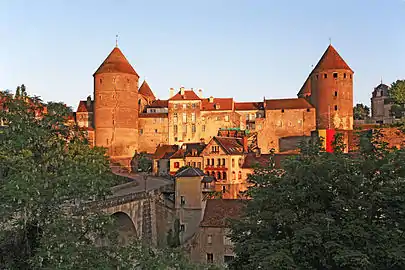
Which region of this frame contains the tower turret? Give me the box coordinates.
[93,46,139,166]
[309,45,354,130]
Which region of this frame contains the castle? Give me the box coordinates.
[75,44,354,168]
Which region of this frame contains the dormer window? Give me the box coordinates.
[281,109,285,113]
[215,104,220,109]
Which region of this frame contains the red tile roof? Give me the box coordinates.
[214,137,244,155]
[139,113,168,118]
[313,45,353,73]
[265,98,314,110]
[234,102,264,111]
[76,100,93,113]
[149,99,168,108]
[153,144,178,159]
[298,75,312,98]
[200,199,245,227]
[93,47,139,76]
[169,90,201,101]
[138,80,156,100]
[170,143,206,158]
[201,98,233,111]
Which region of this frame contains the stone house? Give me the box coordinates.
[152,144,178,176]
[371,83,394,124]
[174,167,215,244]
[168,143,206,175]
[190,199,244,267]
[201,136,248,199]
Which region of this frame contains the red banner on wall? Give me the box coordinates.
[325,129,335,153]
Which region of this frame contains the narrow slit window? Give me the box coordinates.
[334,105,338,111]
[324,74,328,79]
[334,91,338,97]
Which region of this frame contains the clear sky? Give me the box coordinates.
[1,0,404,109]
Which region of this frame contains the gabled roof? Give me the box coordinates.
[93,47,139,76]
[138,80,156,100]
[170,143,206,159]
[169,90,201,101]
[234,102,264,111]
[76,100,94,113]
[265,98,314,110]
[149,99,168,108]
[200,199,244,227]
[214,137,244,155]
[153,144,178,159]
[313,45,353,73]
[175,167,205,177]
[201,98,233,111]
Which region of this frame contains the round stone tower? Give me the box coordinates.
[93,46,139,165]
[309,45,354,131]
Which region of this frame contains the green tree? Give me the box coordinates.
[0,90,205,269]
[353,103,370,120]
[230,134,405,270]
[389,79,405,105]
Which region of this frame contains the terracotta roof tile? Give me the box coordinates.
[214,137,243,155]
[76,100,93,113]
[149,99,168,108]
[139,113,168,118]
[201,98,233,111]
[265,98,314,110]
[234,102,264,111]
[93,47,138,76]
[313,45,353,73]
[138,80,156,100]
[200,199,244,227]
[170,143,206,158]
[153,144,179,159]
[169,90,201,101]
[298,75,312,98]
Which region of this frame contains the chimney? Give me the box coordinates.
[209,96,214,103]
[169,88,174,98]
[242,136,248,153]
[255,148,261,157]
[86,95,92,108]
[180,86,185,96]
[198,89,203,98]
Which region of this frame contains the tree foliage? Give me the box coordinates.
[230,134,405,270]
[389,79,405,105]
[0,90,204,269]
[353,103,370,120]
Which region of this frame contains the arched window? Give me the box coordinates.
[223,172,227,180]
[217,158,221,167]
[238,171,242,180]
[206,159,210,166]
[222,158,225,166]
[217,172,221,180]
[232,171,236,180]
[211,158,214,166]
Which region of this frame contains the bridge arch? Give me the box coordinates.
[111,211,138,245]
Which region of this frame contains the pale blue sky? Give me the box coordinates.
[1,0,404,109]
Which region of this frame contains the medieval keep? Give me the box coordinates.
[75,44,354,168]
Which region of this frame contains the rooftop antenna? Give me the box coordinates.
[115,34,119,47]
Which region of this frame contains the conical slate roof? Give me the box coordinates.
[93,47,139,76]
[139,80,156,100]
[313,45,352,72]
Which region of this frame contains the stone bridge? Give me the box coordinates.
[85,175,175,247]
